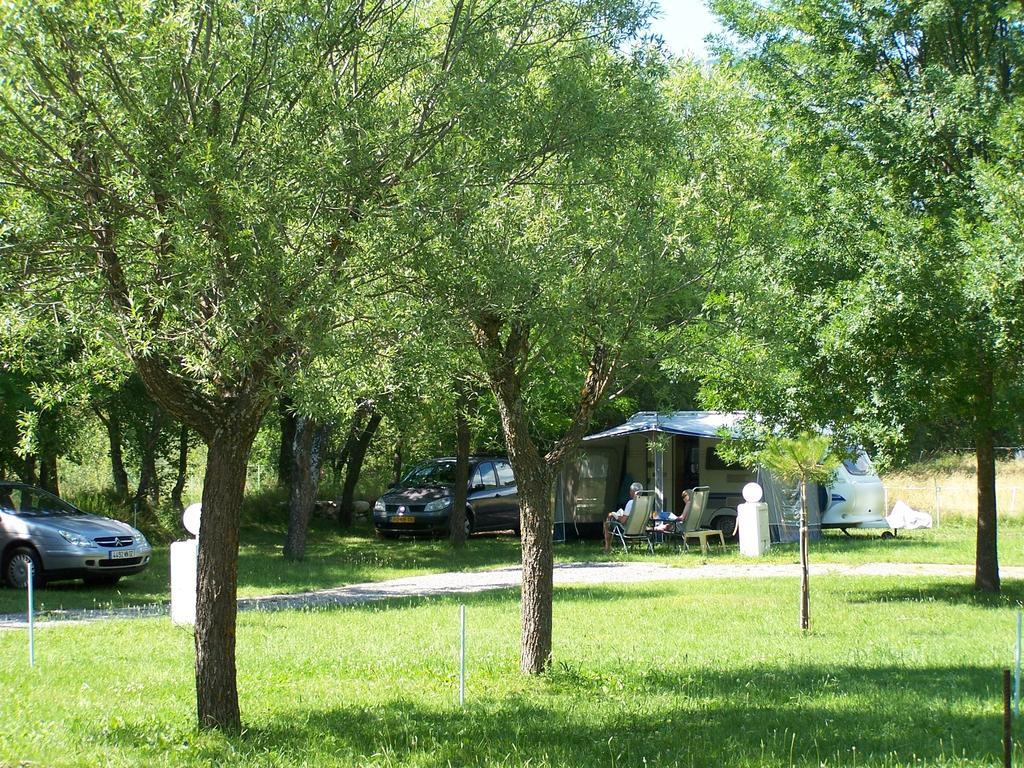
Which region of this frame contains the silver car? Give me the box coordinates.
[0,482,152,588]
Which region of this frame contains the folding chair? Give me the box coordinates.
[610,492,655,554]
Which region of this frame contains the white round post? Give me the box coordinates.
[170,503,202,625]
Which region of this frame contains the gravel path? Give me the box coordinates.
[1,560,1019,630]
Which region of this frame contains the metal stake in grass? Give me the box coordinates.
[1015,611,1022,718]
[27,559,34,668]
[1004,668,1012,768]
[459,604,466,707]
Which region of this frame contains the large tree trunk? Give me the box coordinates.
[472,318,612,675]
[975,366,999,592]
[277,396,296,488]
[170,426,189,513]
[516,462,555,673]
[450,384,471,548]
[487,367,555,673]
[195,424,258,731]
[283,416,328,560]
[339,410,382,528]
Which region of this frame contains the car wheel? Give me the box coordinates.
[711,516,736,542]
[464,511,474,537]
[5,546,43,589]
[84,574,121,587]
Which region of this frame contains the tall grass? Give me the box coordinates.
[0,575,1019,767]
[883,454,1024,523]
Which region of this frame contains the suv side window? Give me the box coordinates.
[495,461,515,487]
[471,462,497,489]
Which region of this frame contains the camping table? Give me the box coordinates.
[682,528,726,556]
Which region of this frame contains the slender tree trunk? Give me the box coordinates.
[975,366,1000,592]
[171,426,189,513]
[392,438,403,486]
[134,410,163,509]
[35,408,60,495]
[339,411,382,528]
[104,409,130,499]
[38,453,59,496]
[20,455,37,486]
[799,480,810,631]
[450,384,471,548]
[284,416,328,560]
[334,400,371,483]
[195,425,257,731]
[277,396,296,488]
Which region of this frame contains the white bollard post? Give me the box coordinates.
[171,503,202,625]
[459,604,466,707]
[27,560,34,668]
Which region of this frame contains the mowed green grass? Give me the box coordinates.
[2,518,1023,616]
[1,575,1021,767]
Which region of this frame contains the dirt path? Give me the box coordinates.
[1,561,1019,630]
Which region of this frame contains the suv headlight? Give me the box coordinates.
[373,499,386,515]
[424,498,452,513]
[134,531,150,549]
[58,529,93,547]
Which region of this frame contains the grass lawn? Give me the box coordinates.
[1,574,1021,766]
[2,517,1023,616]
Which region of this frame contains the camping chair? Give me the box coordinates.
[667,487,725,556]
[610,492,656,554]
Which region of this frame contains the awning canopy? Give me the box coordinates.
[582,411,750,443]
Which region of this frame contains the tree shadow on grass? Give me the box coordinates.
[97,663,1011,767]
[843,579,1024,609]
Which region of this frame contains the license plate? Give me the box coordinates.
[110,549,136,559]
[391,515,414,524]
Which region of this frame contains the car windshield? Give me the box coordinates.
[400,461,457,488]
[0,486,79,517]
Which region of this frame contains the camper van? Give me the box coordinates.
[554,411,888,541]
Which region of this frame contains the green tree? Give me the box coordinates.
[0,0,628,728]
[394,38,704,671]
[705,0,1024,592]
[751,432,838,631]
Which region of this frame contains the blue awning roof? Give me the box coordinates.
[582,411,750,442]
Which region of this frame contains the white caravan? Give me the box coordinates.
[555,411,888,540]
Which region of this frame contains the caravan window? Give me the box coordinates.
[705,446,746,472]
[842,452,874,476]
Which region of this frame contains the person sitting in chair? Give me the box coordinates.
[603,481,644,553]
[653,488,690,534]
